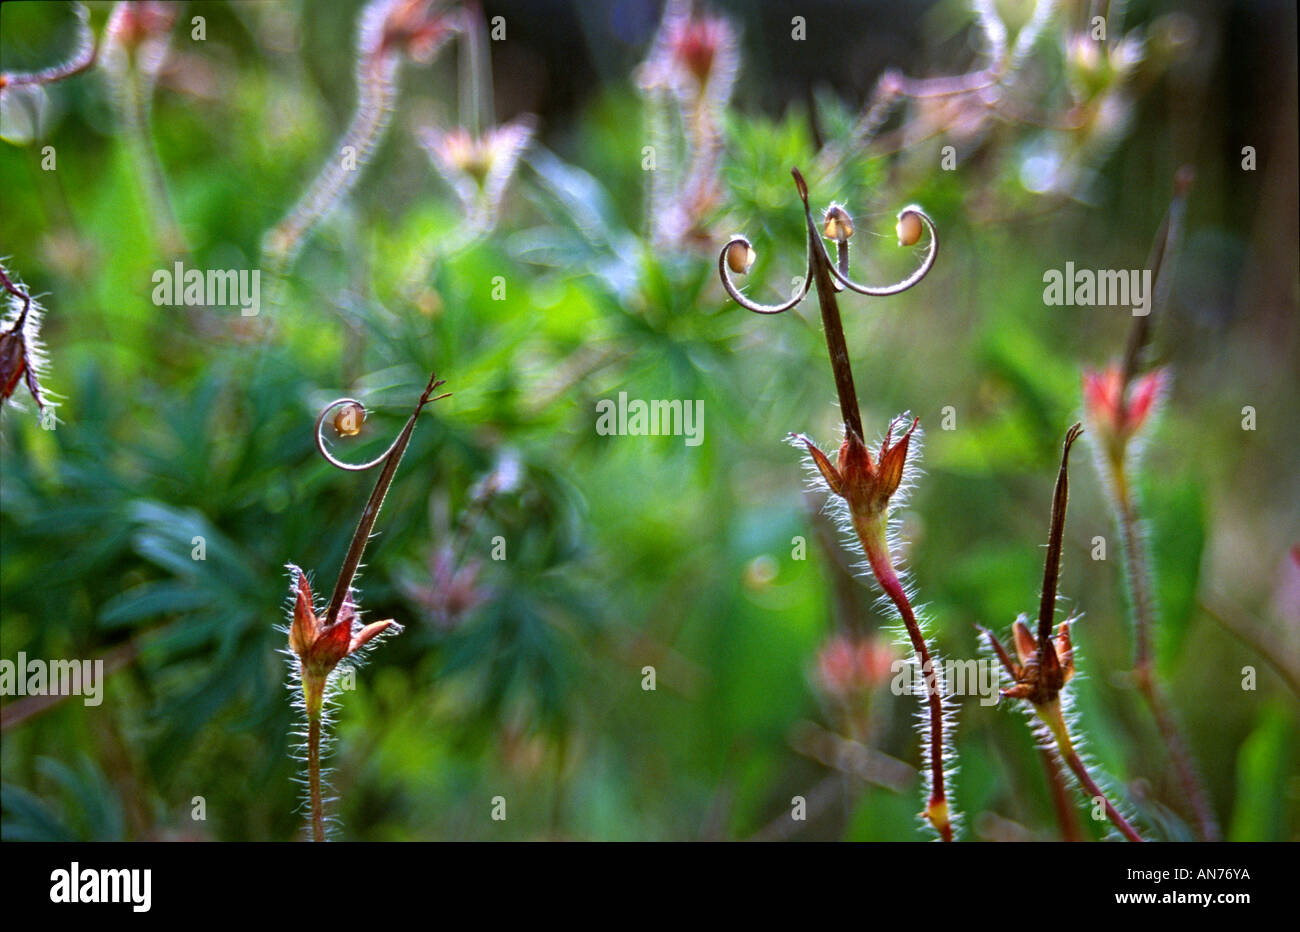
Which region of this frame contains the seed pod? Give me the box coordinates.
[896,210,923,247]
[725,239,756,275]
[333,402,365,437]
[0,327,30,405]
[822,204,854,241]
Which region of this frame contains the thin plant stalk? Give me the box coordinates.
[306,713,325,841]
[117,62,185,257]
[1042,428,1143,843]
[718,167,949,839]
[866,546,950,840]
[1038,745,1083,841]
[1059,737,1143,843]
[1095,167,1218,841]
[1115,473,1218,840]
[796,170,950,840]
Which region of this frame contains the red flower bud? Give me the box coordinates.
[671,13,730,86]
[107,1,178,50]
[1082,364,1166,449]
[816,634,897,698]
[373,0,459,64]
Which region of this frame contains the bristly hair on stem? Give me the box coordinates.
[285,369,450,841]
[717,167,953,839]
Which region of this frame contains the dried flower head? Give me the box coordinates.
[979,424,1145,842]
[638,0,738,99]
[287,566,398,684]
[990,616,1076,708]
[795,416,918,532]
[980,424,1084,725]
[288,370,449,841]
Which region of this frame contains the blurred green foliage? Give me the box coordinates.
[1,0,1296,842]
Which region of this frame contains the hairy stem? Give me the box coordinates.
[1114,472,1219,841]
[265,51,396,268]
[1136,670,1216,840]
[865,543,951,842]
[1039,747,1083,841]
[113,55,185,257]
[307,714,325,843]
[0,265,32,331]
[1040,700,1142,841]
[1115,482,1154,672]
[302,675,327,843]
[1057,740,1143,842]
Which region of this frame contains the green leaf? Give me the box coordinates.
[1140,472,1206,674]
[1228,703,1296,842]
[100,581,215,627]
[0,783,76,842]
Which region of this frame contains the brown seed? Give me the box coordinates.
[725,240,756,275]
[333,403,365,437]
[896,210,923,247]
[822,204,854,241]
[0,329,27,403]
